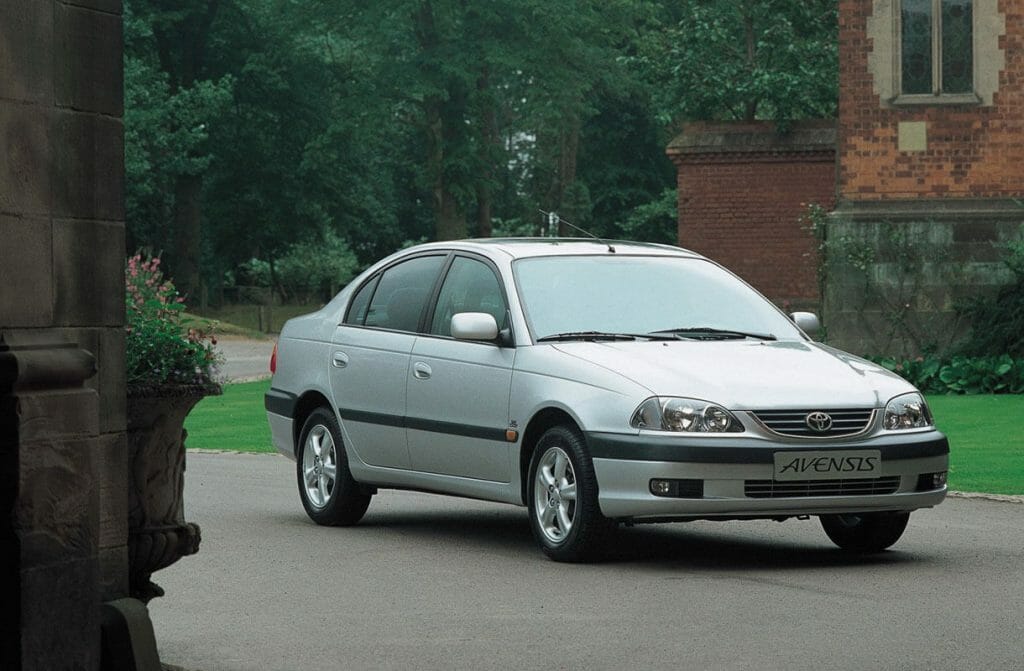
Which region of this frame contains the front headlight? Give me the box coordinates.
[631,397,744,433]
[884,392,934,430]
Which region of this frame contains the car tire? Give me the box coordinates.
[820,511,910,553]
[527,425,612,562]
[296,407,371,526]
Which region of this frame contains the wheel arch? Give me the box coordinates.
[519,407,581,505]
[292,390,334,448]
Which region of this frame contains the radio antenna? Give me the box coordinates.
[538,210,616,254]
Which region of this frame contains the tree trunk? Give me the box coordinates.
[476,68,498,238]
[173,174,203,299]
[546,113,580,236]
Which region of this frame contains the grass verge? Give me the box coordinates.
[927,395,1024,495]
[185,379,275,453]
[185,383,1023,494]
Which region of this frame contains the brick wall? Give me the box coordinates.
[667,122,837,309]
[825,0,1024,358]
[838,0,1024,200]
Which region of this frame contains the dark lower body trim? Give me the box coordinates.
[265,388,297,418]
[339,408,507,442]
[586,431,949,464]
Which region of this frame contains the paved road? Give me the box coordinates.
[215,336,276,382]
[150,452,1024,671]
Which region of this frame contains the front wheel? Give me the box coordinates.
[296,408,371,526]
[820,511,910,553]
[527,425,612,562]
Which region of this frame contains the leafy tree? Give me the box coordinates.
[124,0,233,297]
[636,0,838,123]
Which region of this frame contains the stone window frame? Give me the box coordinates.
[867,0,1004,108]
[893,0,980,105]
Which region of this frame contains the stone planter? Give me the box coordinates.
[126,383,220,602]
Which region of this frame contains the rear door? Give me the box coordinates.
[329,254,446,469]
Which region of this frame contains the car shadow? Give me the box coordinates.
[291,505,920,570]
[606,523,917,570]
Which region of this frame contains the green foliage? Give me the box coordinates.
[126,253,222,387]
[618,189,679,244]
[275,229,359,299]
[123,0,840,297]
[871,354,1024,395]
[956,226,1024,359]
[635,0,838,123]
[806,203,967,357]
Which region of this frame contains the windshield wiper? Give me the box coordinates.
[651,327,777,341]
[537,331,638,343]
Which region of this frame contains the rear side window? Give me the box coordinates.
[344,275,379,325]
[363,255,445,332]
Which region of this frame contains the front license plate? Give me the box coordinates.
[773,450,882,481]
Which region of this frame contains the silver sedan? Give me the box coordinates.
[265,239,948,561]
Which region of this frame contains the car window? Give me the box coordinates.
[363,255,445,332]
[343,275,379,325]
[514,255,804,340]
[430,257,508,337]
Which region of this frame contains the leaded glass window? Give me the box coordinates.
[941,0,973,93]
[899,0,974,96]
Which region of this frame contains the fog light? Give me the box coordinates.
[650,479,673,496]
[916,471,948,491]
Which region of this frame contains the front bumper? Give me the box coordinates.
[587,430,949,521]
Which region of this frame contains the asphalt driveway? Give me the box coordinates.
[150,452,1024,671]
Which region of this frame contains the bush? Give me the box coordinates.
[275,228,358,299]
[870,354,1024,395]
[956,229,1024,359]
[126,253,221,387]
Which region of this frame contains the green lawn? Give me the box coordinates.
[185,380,275,453]
[927,395,1024,495]
[185,382,1024,494]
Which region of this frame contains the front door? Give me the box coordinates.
[405,255,515,482]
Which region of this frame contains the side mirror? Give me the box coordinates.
[451,312,499,341]
[790,311,820,337]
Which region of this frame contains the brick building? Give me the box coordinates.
[828,0,1024,355]
[667,122,836,312]
[669,0,1024,356]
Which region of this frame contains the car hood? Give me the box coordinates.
[550,339,913,409]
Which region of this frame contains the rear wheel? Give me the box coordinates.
[296,408,371,526]
[820,511,910,553]
[527,425,611,562]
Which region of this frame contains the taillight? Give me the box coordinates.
[270,341,278,374]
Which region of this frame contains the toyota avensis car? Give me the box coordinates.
[265,238,948,561]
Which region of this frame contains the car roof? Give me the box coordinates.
[406,237,705,260]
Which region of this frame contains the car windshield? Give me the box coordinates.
[513,255,805,341]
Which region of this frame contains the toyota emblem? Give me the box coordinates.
[805,411,833,433]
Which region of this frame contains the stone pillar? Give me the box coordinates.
[1,1,127,669]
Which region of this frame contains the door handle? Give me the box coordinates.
[412,362,432,380]
[332,351,349,368]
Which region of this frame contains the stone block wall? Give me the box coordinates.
[824,200,1023,356]
[667,121,837,310]
[1,1,126,668]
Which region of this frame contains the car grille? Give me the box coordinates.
[752,409,874,438]
[745,476,901,498]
